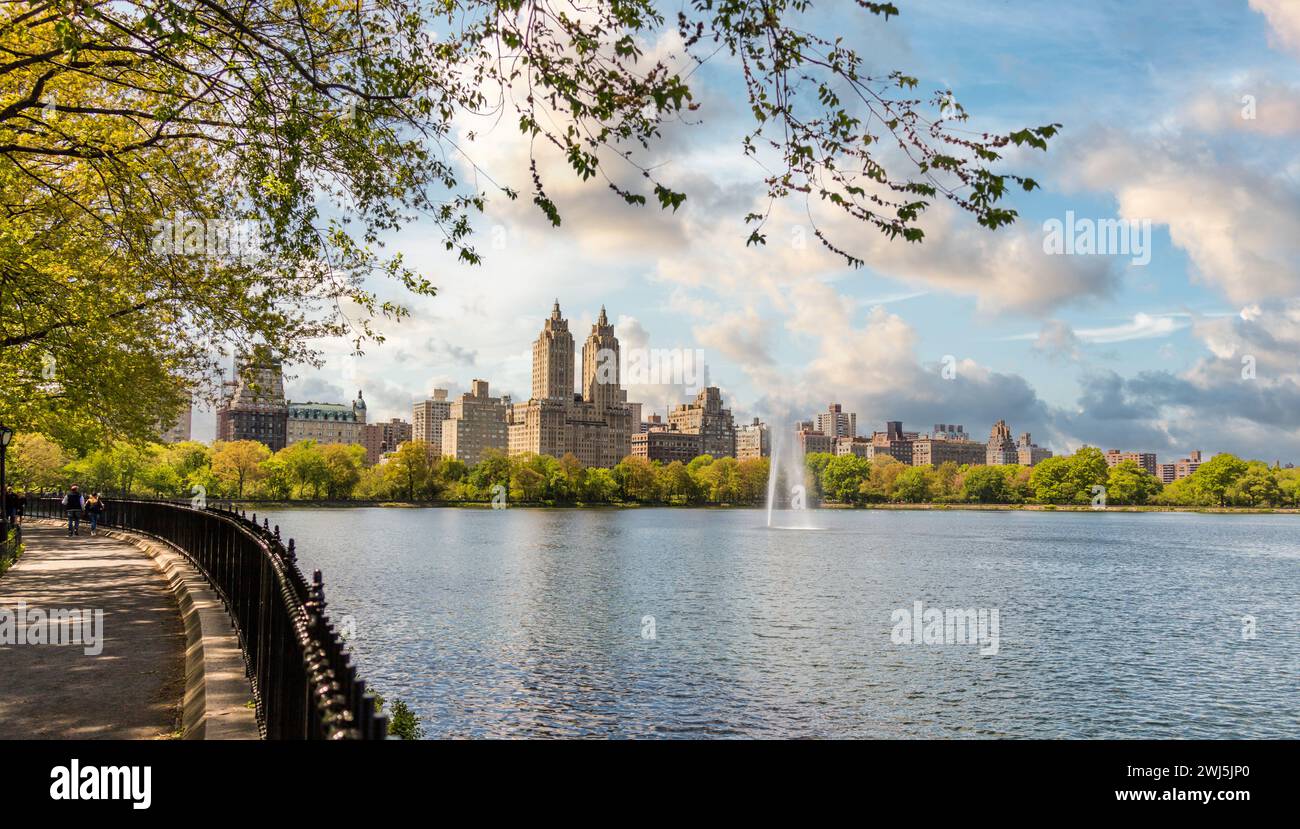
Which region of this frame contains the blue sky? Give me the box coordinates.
[201,0,1300,464]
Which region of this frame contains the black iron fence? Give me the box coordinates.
[28,494,387,740]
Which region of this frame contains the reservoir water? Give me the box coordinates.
[257,507,1299,738]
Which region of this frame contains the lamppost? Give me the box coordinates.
[0,423,12,538]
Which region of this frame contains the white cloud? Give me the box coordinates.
[1065,130,1300,304]
[1184,80,1300,136]
[1075,313,1187,343]
[1250,0,1300,56]
[1033,319,1082,361]
[1006,312,1216,345]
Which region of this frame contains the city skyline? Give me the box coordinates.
[208,336,1271,473]
[198,358,1286,468]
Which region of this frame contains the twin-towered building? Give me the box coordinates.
[505,302,636,468]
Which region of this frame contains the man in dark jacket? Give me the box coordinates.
[4,487,22,524]
[62,485,85,536]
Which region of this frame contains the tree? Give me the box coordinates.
[614,455,660,502]
[63,448,115,494]
[735,458,770,505]
[353,463,391,501]
[820,455,871,503]
[509,454,551,502]
[372,693,425,740]
[390,441,436,501]
[892,466,933,503]
[865,456,908,503]
[932,461,961,502]
[137,440,212,497]
[1193,454,1249,507]
[211,440,271,499]
[139,449,184,497]
[1,1,1056,446]
[1029,455,1075,504]
[657,460,696,504]
[162,442,212,488]
[961,465,1012,504]
[277,442,330,499]
[467,449,510,500]
[802,452,835,501]
[1068,447,1109,504]
[439,458,469,485]
[7,433,69,490]
[321,444,366,500]
[698,456,742,503]
[1104,460,1161,505]
[558,453,584,500]
[1276,468,1300,508]
[113,444,153,495]
[579,467,619,503]
[1151,476,1204,507]
[1228,463,1281,507]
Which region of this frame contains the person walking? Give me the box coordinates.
[85,492,106,536]
[4,487,22,525]
[61,485,85,536]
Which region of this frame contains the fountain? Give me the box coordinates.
[765,421,817,529]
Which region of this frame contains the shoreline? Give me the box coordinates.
[226,500,1299,515]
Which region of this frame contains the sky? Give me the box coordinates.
[196,0,1300,465]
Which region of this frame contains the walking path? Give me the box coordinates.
[0,523,185,739]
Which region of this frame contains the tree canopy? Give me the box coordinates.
[12,435,1298,511]
[1,0,1058,444]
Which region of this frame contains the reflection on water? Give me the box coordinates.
[258,507,1300,738]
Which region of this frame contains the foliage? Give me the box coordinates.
[1029,449,1111,505]
[957,465,1018,504]
[385,698,425,741]
[1,0,1056,443]
[7,433,70,489]
[1191,453,1249,507]
[1,526,23,575]
[371,692,425,741]
[211,440,271,499]
[11,429,1297,511]
[821,454,871,503]
[1104,460,1162,505]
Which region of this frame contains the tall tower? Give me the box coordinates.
[532,299,575,402]
[582,305,621,410]
[986,419,1017,465]
[216,348,288,450]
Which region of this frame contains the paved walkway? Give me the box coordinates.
[0,523,185,739]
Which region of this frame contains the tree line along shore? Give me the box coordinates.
[9,435,1299,510]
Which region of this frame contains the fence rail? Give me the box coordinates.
[29,494,387,740]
